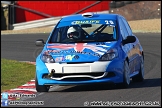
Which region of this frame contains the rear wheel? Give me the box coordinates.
[35,76,50,92]
[132,56,144,82]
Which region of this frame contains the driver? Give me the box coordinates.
[67,26,80,39]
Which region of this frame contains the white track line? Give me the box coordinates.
[30,80,35,82]
[21,84,35,86]
[11,88,37,92]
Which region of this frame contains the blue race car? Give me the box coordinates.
[35,12,144,92]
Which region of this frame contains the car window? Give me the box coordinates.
[121,17,132,36]
[49,19,118,43]
[118,16,129,40]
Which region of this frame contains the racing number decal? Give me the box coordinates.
[105,20,114,25]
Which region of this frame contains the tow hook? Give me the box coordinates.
[48,69,55,77]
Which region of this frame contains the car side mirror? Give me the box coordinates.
[35,39,45,46]
[122,36,136,45]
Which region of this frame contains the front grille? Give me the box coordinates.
[53,72,105,78]
[61,77,93,81]
[42,72,116,81]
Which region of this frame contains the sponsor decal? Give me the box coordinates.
[74,55,79,59]
[55,55,78,61]
[65,55,75,61]
[71,20,100,25]
[45,50,101,57]
[55,56,65,62]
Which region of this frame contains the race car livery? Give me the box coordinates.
[35,12,144,92]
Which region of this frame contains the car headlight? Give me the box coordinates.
[99,48,118,61]
[41,54,55,63]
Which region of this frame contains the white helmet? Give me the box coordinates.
[67,27,79,39]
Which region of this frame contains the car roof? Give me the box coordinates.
[60,13,120,22]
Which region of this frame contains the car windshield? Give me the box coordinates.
[49,19,117,43]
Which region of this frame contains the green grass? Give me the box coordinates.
[1,58,35,92]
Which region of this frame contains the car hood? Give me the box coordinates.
[44,42,117,63]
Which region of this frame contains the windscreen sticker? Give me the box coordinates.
[71,20,100,25]
[58,19,116,27]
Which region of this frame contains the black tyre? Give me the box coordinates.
[132,56,144,82]
[117,60,130,88]
[122,60,131,88]
[35,76,50,92]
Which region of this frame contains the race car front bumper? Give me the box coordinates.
[36,58,124,85]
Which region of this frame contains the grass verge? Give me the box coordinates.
[1,58,35,92]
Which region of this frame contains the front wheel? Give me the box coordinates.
[117,60,130,88]
[132,56,144,82]
[35,76,50,92]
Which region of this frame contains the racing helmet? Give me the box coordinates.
[67,27,79,39]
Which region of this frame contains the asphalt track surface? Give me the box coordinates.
[1,33,161,107]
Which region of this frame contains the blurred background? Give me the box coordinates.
[109,1,161,21]
[1,1,161,30]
